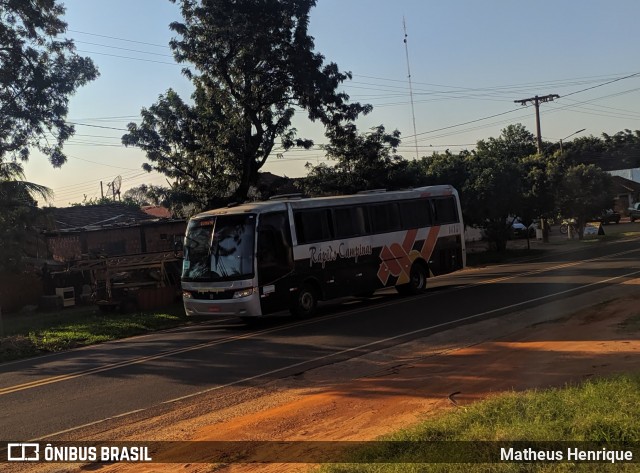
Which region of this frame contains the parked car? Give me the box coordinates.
[595,209,621,224]
[508,218,536,238]
[629,203,640,222]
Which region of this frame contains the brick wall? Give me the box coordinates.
[46,221,186,262]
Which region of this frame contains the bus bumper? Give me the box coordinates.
[182,292,262,317]
[183,292,262,317]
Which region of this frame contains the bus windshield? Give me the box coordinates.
[182,214,255,282]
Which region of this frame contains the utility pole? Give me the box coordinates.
[514,94,559,244]
[514,94,559,154]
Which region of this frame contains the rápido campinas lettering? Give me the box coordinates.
[308,243,372,268]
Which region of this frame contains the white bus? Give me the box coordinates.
[181,185,465,319]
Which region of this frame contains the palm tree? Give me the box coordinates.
[0,160,52,270]
[0,160,52,207]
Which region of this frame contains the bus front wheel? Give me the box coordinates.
[290,284,318,317]
[396,263,428,295]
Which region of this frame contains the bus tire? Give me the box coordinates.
[290,284,318,318]
[396,262,428,296]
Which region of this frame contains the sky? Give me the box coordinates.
[22,0,640,207]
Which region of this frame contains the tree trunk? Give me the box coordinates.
[234,156,259,202]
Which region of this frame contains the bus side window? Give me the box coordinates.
[294,209,333,244]
[432,197,458,224]
[369,203,400,233]
[400,200,431,229]
[333,206,369,238]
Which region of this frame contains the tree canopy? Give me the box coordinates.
[303,125,409,195]
[417,125,539,250]
[562,129,640,171]
[556,164,613,239]
[0,0,98,166]
[123,0,369,209]
[303,122,627,247]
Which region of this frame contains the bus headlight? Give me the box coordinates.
[233,288,255,299]
[183,291,193,299]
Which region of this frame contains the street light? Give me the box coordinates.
[559,128,586,152]
[538,128,585,243]
[543,128,586,154]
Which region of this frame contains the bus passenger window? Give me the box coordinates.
[400,200,431,229]
[432,197,458,224]
[294,209,333,244]
[369,203,401,233]
[334,206,368,238]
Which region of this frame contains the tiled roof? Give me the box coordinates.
[141,205,172,218]
[48,203,156,231]
[611,175,640,193]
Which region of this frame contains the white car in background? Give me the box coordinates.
[509,218,536,238]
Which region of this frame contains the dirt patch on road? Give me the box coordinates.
[88,285,640,473]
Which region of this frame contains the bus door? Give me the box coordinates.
[257,211,295,314]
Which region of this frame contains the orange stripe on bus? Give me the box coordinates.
[420,226,441,260]
[402,228,418,253]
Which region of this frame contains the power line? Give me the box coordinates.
[76,49,180,67]
[66,122,129,132]
[74,40,174,58]
[352,72,639,94]
[561,72,640,98]
[402,107,526,140]
[68,29,170,48]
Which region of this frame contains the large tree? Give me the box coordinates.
[563,129,640,171]
[123,0,369,209]
[0,0,98,166]
[303,125,410,195]
[556,164,613,239]
[420,125,537,250]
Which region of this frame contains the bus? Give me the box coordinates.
[180,185,465,319]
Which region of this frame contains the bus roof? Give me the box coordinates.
[191,185,458,219]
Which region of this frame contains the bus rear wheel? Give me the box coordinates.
[290,284,318,317]
[396,262,428,296]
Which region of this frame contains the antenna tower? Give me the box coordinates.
[107,175,122,201]
[403,17,419,160]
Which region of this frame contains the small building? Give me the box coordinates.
[609,175,640,213]
[44,203,186,262]
[36,204,187,312]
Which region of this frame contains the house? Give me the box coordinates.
[28,203,187,312]
[44,203,186,262]
[609,175,640,213]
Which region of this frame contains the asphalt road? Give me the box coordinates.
[2,237,640,441]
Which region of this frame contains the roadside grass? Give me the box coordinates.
[466,248,547,266]
[467,228,640,267]
[0,304,189,362]
[323,374,640,472]
[581,231,640,243]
